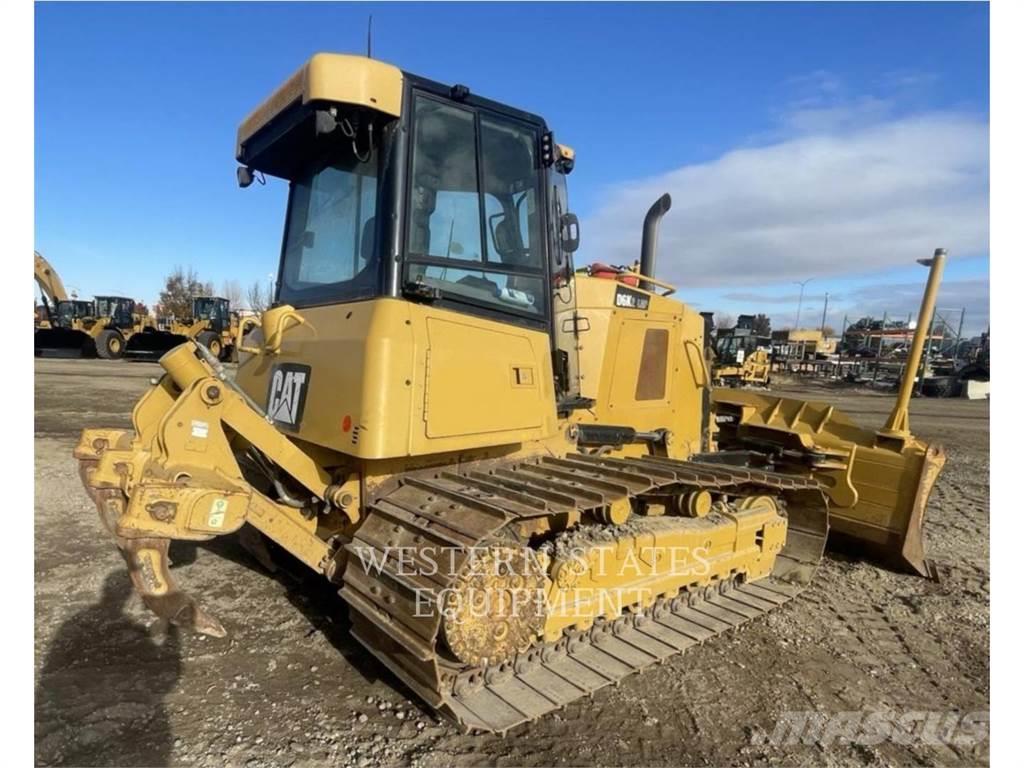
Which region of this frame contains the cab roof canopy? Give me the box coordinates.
[236,53,404,179]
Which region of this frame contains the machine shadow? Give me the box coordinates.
[35,570,182,767]
[173,532,406,690]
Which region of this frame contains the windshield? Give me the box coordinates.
[278,142,381,307]
[95,297,130,319]
[194,297,227,322]
[57,301,92,324]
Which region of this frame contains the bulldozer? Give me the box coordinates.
[711,320,773,388]
[75,53,947,733]
[129,296,258,361]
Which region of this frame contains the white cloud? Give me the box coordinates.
[583,109,989,289]
[843,278,990,335]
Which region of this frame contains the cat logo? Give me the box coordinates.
[266,363,311,431]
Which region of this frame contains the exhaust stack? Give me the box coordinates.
[639,193,672,291]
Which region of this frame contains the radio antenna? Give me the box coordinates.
[367,15,373,58]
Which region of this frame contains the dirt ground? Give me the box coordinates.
[34,359,989,767]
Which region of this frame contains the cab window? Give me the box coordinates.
[406,94,546,320]
[278,141,381,306]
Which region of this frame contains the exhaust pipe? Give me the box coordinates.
[699,311,716,350]
[639,194,672,291]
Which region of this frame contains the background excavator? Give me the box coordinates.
[34,251,67,330]
[76,53,946,733]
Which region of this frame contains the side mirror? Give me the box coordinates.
[237,166,255,188]
[560,212,580,253]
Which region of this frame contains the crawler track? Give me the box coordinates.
[342,454,829,732]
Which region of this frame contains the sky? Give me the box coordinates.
[35,1,990,334]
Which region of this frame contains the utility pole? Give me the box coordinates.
[872,311,887,384]
[793,278,813,330]
[954,306,966,359]
[837,313,848,378]
[900,312,912,380]
[918,312,937,395]
[820,292,829,334]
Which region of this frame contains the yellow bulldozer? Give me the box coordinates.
[75,53,947,733]
[710,322,773,388]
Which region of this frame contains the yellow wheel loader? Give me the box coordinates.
[36,293,150,359]
[75,53,947,733]
[35,251,155,358]
[128,297,258,362]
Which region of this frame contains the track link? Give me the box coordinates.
[341,453,828,732]
[444,576,802,733]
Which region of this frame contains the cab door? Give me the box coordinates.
[549,165,584,405]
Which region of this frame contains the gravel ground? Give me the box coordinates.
[34,359,989,767]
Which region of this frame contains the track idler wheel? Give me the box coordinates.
[442,546,547,667]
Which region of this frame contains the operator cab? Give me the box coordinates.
[237,54,580,396]
[54,299,96,328]
[193,296,231,333]
[94,295,135,330]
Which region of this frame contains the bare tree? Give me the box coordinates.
[221,279,243,308]
[157,266,209,318]
[247,281,269,314]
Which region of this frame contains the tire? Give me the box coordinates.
[197,331,222,359]
[96,329,125,360]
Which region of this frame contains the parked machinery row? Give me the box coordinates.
[33,251,256,360]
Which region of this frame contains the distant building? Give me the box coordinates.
[842,317,945,355]
[771,328,836,359]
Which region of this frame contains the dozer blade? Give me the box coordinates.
[712,388,945,578]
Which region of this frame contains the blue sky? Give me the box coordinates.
[35,2,989,333]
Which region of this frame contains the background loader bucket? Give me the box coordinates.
[712,389,945,578]
[123,328,188,359]
[34,327,95,357]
